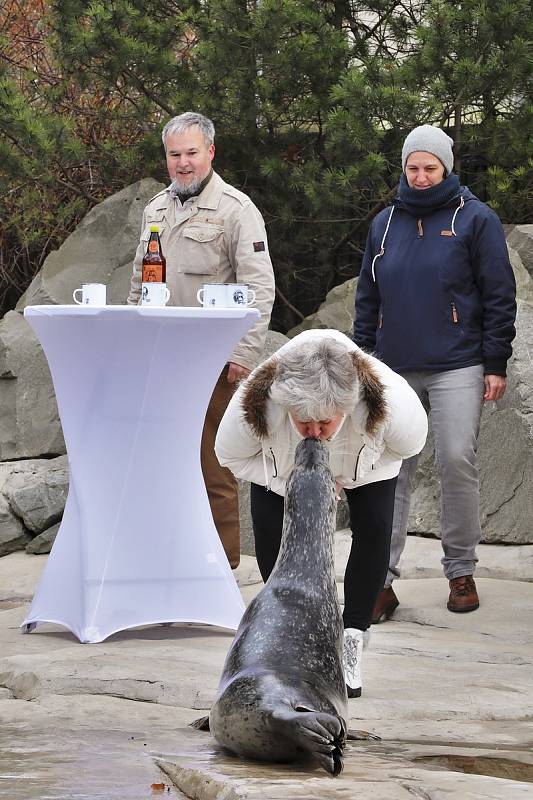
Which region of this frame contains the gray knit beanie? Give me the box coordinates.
[401,125,454,175]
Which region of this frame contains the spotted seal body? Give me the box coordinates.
[209,438,348,775]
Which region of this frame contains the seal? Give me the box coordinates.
[194,438,351,775]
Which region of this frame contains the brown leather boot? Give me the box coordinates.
[447,575,479,613]
[371,586,399,624]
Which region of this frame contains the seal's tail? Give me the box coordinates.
[285,708,346,776]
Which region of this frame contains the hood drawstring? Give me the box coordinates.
[262,445,271,491]
[371,206,395,282]
[451,196,465,235]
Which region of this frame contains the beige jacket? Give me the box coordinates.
[216,330,428,496]
[127,171,275,370]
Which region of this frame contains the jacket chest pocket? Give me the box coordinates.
[180,224,225,275]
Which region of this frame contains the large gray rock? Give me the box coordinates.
[0,457,68,556]
[17,178,164,308]
[0,310,64,461]
[3,455,68,534]
[506,224,533,277]
[0,461,30,555]
[286,278,356,338]
[0,494,29,556]
[25,521,60,555]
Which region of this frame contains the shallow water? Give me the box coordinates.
[3,723,533,799]
[0,728,180,799]
[414,753,533,782]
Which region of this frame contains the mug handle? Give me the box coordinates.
[73,288,83,305]
[164,287,170,304]
[246,288,256,306]
[196,288,205,305]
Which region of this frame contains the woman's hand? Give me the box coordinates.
[484,374,507,402]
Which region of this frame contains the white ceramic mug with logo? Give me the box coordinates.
[196,283,256,308]
[73,283,107,306]
[141,282,171,307]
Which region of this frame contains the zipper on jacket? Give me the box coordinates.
[417,218,424,238]
[269,447,278,477]
[378,311,383,329]
[451,301,459,324]
[353,444,365,481]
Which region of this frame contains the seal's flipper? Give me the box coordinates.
[315,746,344,777]
[347,728,381,741]
[276,708,346,775]
[190,715,210,731]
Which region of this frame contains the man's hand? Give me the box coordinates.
[484,374,507,402]
[227,362,250,384]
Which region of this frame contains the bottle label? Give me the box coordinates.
[143,267,163,282]
[148,240,160,253]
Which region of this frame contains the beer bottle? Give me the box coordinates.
[142,225,166,283]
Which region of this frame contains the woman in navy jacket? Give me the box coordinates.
[354,124,516,618]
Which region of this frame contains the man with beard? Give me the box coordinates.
[127,112,275,570]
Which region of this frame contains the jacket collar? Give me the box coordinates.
[241,349,387,439]
[196,170,225,210]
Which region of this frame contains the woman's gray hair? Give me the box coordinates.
[162,112,215,151]
[270,337,359,420]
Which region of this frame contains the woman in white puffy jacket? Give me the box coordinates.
[215,329,427,697]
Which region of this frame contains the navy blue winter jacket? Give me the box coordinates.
[353,185,516,375]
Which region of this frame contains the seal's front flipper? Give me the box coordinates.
[347,728,381,741]
[277,708,346,776]
[315,747,344,777]
[190,716,210,731]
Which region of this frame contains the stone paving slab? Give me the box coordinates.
[0,553,533,798]
[335,531,533,583]
[157,743,533,800]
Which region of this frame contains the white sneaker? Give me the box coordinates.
[343,628,363,698]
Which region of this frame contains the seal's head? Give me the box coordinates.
[294,437,330,472]
[285,437,336,526]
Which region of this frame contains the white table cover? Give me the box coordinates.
[21,305,260,643]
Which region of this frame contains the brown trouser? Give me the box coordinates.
[201,365,240,568]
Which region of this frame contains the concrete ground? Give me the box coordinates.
[1,535,533,799]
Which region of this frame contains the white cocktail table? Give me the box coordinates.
[21,305,260,643]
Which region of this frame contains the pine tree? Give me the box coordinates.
[1,0,531,323]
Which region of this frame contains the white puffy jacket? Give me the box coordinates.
[215,329,428,496]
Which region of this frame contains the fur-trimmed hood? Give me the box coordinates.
[241,347,388,439]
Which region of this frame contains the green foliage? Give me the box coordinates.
[1,0,532,325]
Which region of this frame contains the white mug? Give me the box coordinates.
[141,282,170,307]
[196,283,256,308]
[73,283,107,306]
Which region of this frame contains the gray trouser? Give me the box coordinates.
[387,365,485,585]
